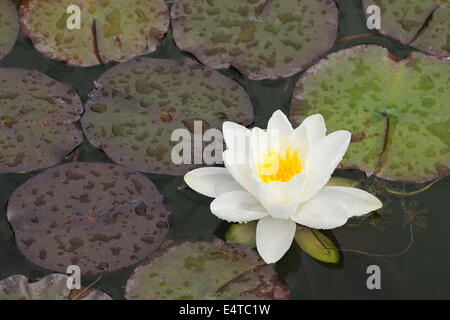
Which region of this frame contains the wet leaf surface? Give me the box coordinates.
[0,274,112,300]
[125,239,290,299]
[290,45,450,183]
[294,227,339,264]
[7,162,169,275]
[225,221,257,248]
[0,0,19,61]
[81,56,254,175]
[0,69,83,173]
[0,0,448,301]
[19,0,169,66]
[362,0,449,57]
[326,176,359,187]
[171,0,338,80]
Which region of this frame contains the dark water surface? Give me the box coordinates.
[0,0,449,299]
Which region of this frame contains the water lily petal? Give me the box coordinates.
[265,200,302,220]
[303,130,351,202]
[324,186,382,217]
[250,127,270,165]
[267,110,294,137]
[184,167,243,197]
[223,149,253,193]
[250,171,307,218]
[299,114,326,145]
[222,121,251,152]
[289,124,310,166]
[289,114,326,165]
[256,216,296,263]
[210,191,268,223]
[291,186,382,229]
[184,167,238,198]
[251,175,285,209]
[214,179,245,195]
[277,172,307,204]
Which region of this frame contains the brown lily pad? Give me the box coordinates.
[81,56,254,175]
[0,69,83,173]
[0,274,112,300]
[19,0,169,66]
[171,0,338,80]
[7,162,169,275]
[0,0,19,61]
[362,0,449,57]
[125,239,290,300]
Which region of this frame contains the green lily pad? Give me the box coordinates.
[0,0,19,61]
[290,45,450,183]
[225,221,257,248]
[7,162,169,275]
[362,0,449,57]
[0,274,112,300]
[19,0,169,66]
[294,227,339,264]
[125,239,290,299]
[171,0,338,80]
[326,177,359,187]
[81,57,254,175]
[0,69,83,173]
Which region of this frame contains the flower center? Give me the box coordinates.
[258,148,302,183]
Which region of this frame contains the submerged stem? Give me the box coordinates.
[385,176,445,197]
[320,224,414,258]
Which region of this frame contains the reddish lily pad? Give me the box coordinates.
[0,274,112,300]
[7,162,169,275]
[0,69,83,173]
[0,0,19,61]
[171,0,338,80]
[19,0,169,66]
[290,45,450,183]
[362,0,449,57]
[125,239,290,300]
[81,57,254,175]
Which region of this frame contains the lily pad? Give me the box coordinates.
[362,0,449,57]
[81,57,254,175]
[0,274,112,300]
[326,176,359,187]
[7,162,169,275]
[171,0,338,80]
[0,0,19,61]
[294,227,339,264]
[19,0,169,66]
[225,221,257,248]
[0,69,83,173]
[125,239,290,299]
[290,45,450,183]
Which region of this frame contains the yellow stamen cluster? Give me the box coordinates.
[258,148,302,183]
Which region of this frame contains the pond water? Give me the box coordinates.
[0,0,449,299]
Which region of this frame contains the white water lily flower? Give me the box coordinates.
[184,110,382,264]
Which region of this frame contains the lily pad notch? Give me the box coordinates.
[362,0,450,57]
[171,0,339,80]
[81,56,254,175]
[0,69,83,173]
[125,239,290,300]
[7,162,169,275]
[19,0,170,66]
[290,45,450,183]
[0,274,112,300]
